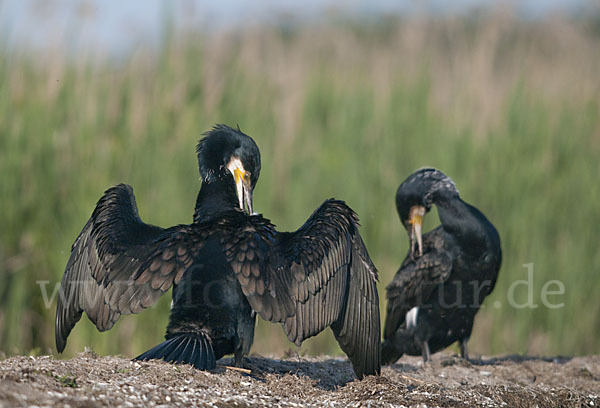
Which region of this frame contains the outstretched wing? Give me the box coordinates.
[56,184,200,352]
[224,199,381,378]
[383,228,453,340]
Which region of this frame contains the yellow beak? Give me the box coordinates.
[233,168,253,214]
[408,206,425,258]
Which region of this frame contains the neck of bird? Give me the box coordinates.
[433,191,483,248]
[193,175,240,223]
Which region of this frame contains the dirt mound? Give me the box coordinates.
[1,351,598,407]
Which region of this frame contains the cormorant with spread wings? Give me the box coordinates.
[382,168,501,364]
[55,125,380,378]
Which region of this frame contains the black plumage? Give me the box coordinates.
[55,124,380,378]
[382,168,501,364]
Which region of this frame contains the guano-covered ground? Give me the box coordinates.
[0,351,598,407]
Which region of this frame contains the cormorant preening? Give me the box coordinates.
[55,124,380,378]
[381,168,501,364]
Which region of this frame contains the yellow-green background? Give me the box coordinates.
[1,12,599,359]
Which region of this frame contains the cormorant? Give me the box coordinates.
[55,124,380,378]
[381,168,501,364]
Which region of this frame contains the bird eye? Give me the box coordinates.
[423,192,433,207]
[244,172,251,180]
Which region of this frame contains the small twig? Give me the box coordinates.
[398,374,426,384]
[219,365,252,374]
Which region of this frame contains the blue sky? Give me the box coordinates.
[0,0,590,55]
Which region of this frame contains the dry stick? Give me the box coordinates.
[398,374,426,384]
[219,365,252,374]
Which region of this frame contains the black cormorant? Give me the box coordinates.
[55,124,380,378]
[381,168,501,364]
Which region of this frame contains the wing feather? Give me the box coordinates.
[55,184,201,352]
[225,199,381,378]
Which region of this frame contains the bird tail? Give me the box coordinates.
[135,331,216,370]
[381,339,404,366]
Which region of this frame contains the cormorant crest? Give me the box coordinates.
[403,167,459,197]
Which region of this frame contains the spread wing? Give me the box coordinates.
[224,199,381,378]
[55,184,201,352]
[383,228,453,340]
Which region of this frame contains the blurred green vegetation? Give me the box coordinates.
[1,12,599,360]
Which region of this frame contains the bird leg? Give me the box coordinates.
[459,339,469,362]
[421,340,431,363]
[234,349,246,368]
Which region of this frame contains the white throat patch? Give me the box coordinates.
[227,157,245,176]
[406,307,419,329]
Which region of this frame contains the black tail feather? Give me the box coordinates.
[177,336,196,365]
[165,335,191,363]
[135,332,216,370]
[202,336,216,368]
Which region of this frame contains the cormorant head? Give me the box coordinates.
[396,168,458,257]
[196,124,261,214]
